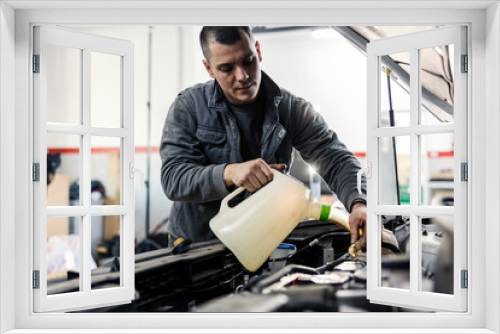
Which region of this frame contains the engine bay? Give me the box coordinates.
[46,215,450,313]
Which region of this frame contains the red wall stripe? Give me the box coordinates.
[48,147,160,154]
[427,151,454,158]
[47,148,454,158]
[353,152,366,158]
[47,148,81,154]
[134,147,160,153]
[50,147,362,156]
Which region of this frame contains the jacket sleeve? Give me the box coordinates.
[160,94,230,202]
[290,97,366,212]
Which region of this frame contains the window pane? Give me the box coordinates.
[380,215,410,290]
[420,133,454,206]
[92,215,121,290]
[91,52,121,128]
[379,136,410,205]
[47,133,81,206]
[91,136,121,205]
[420,215,454,295]
[420,44,454,125]
[380,52,411,128]
[47,44,82,124]
[47,216,81,295]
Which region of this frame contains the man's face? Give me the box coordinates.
[202,32,262,105]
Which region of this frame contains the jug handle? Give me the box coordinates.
[220,169,281,210]
[220,187,246,211]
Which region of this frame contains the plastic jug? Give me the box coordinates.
[209,170,350,272]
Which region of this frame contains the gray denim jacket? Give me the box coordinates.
[160,71,366,243]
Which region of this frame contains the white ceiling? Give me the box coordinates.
[4,0,497,10]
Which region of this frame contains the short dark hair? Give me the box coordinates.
[200,26,253,61]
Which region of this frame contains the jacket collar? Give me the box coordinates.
[208,70,283,109]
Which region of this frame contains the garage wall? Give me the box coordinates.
[49,25,454,244]
[256,28,369,152]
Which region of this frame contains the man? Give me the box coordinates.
[160,26,367,249]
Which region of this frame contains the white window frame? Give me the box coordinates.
[366,26,468,312]
[1,2,498,333]
[33,25,135,312]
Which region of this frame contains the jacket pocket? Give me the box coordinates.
[196,128,229,163]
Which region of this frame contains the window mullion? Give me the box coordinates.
[90,205,129,216]
[372,127,411,137]
[46,123,89,135]
[122,50,134,294]
[82,213,91,294]
[82,47,91,207]
[81,47,91,294]
[372,205,455,216]
[413,124,454,135]
[90,127,130,137]
[409,47,420,295]
[366,52,380,298]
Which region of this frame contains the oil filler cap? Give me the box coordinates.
[172,238,192,255]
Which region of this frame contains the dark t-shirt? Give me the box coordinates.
[227,94,265,161]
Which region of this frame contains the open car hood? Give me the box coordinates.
[333,26,454,122]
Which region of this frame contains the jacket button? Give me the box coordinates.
[278,129,286,138]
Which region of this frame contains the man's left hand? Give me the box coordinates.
[349,203,367,250]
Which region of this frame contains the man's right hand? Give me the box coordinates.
[223,158,286,192]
